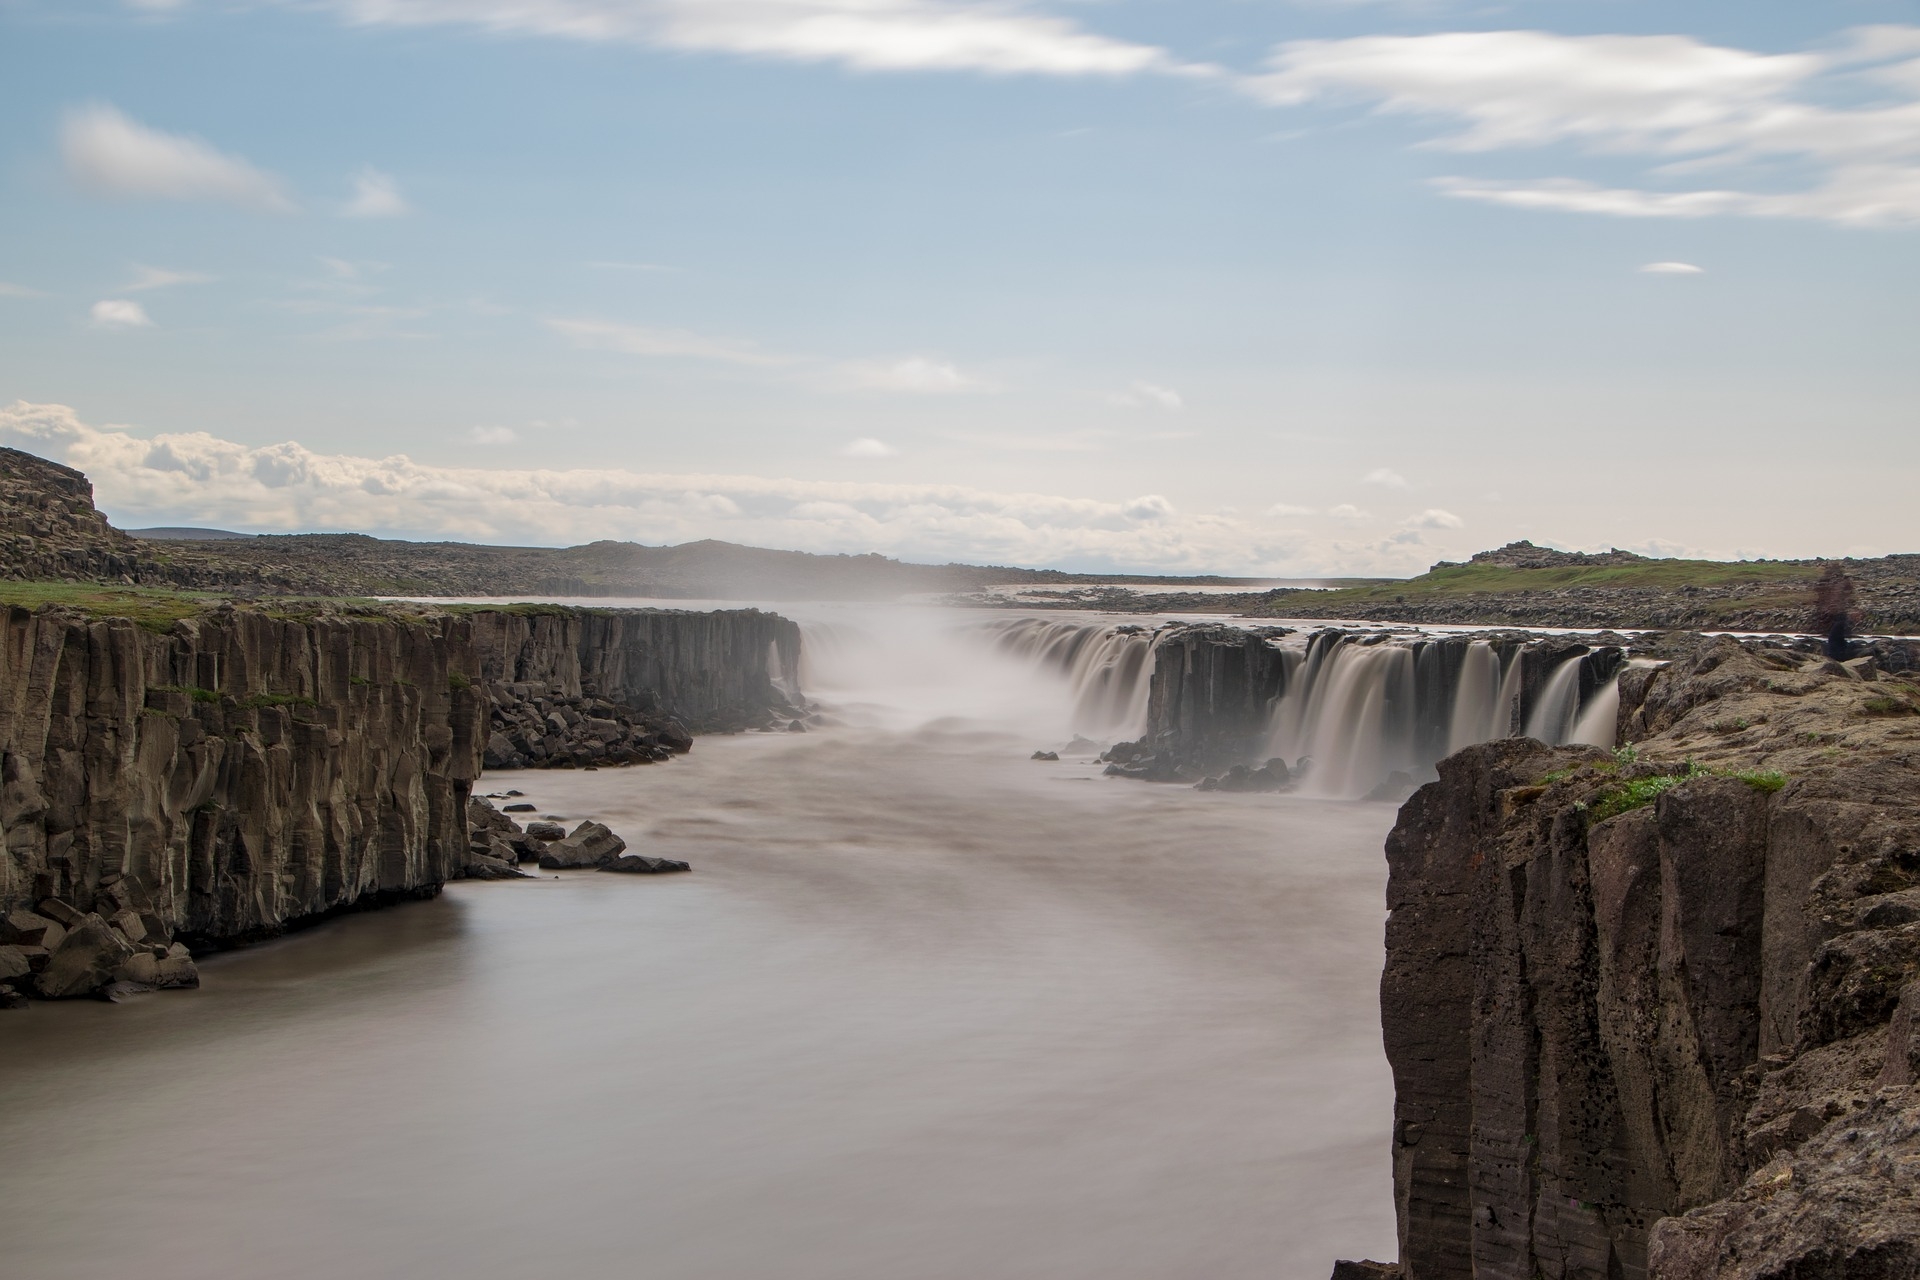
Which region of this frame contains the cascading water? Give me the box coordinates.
[983,618,1156,740]
[1260,631,1623,799]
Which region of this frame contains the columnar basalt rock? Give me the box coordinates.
[0,599,801,1001]
[1365,637,1920,1279]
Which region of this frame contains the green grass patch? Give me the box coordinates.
[1256,557,1819,616]
[1585,762,1788,823]
[0,581,224,631]
[448,672,472,691]
[240,692,317,710]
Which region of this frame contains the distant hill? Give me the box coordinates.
[127,526,256,541]
[0,445,1279,601]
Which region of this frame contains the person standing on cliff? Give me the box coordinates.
[1811,562,1860,659]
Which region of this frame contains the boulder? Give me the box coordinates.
[466,853,532,880]
[109,909,148,944]
[36,898,83,928]
[504,802,536,813]
[154,944,200,990]
[526,821,566,842]
[537,820,627,869]
[114,951,160,986]
[1031,750,1059,761]
[34,913,136,999]
[0,944,31,982]
[601,854,691,875]
[1,910,55,946]
[98,980,155,1002]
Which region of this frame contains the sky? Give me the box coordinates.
[1,0,1916,576]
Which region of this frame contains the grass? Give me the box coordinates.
[0,581,224,631]
[151,684,219,704]
[1583,761,1789,824]
[1256,558,1820,617]
[240,692,317,710]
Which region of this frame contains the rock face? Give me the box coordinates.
[0,599,801,1000]
[1372,637,1920,1279]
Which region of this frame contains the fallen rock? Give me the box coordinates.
[525,821,566,842]
[1330,1262,1399,1280]
[0,944,31,982]
[601,854,691,875]
[1031,750,1059,761]
[154,944,199,990]
[35,913,136,999]
[504,802,536,812]
[538,820,627,869]
[465,853,532,880]
[36,898,84,928]
[97,980,155,1002]
[1197,759,1291,793]
[0,989,27,1010]
[1,910,55,946]
[114,951,160,986]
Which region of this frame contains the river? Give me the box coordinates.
[0,607,1398,1279]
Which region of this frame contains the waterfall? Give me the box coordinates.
[1266,638,1419,800]
[1445,640,1503,753]
[1522,654,1585,745]
[984,618,1156,740]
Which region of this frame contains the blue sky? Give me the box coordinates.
[1,0,1916,574]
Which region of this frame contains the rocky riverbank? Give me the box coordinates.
[0,599,801,1005]
[1350,635,1920,1278]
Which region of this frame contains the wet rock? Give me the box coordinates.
[464,853,531,880]
[504,802,536,813]
[1329,1262,1399,1280]
[0,989,27,1010]
[788,720,806,733]
[154,944,199,990]
[601,855,691,875]
[97,980,155,1002]
[34,913,135,999]
[1031,750,1059,761]
[114,951,160,986]
[537,820,627,869]
[1197,759,1290,793]
[525,821,566,842]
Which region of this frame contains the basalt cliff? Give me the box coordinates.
[1361,637,1920,1279]
[0,448,805,1005]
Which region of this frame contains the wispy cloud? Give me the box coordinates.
[1108,380,1184,410]
[1639,261,1705,274]
[544,316,791,366]
[1402,508,1462,530]
[61,103,296,212]
[1327,503,1371,521]
[91,299,154,328]
[1360,467,1410,490]
[0,282,45,298]
[126,265,213,291]
[828,356,983,394]
[467,425,518,445]
[1247,27,1920,225]
[840,437,898,458]
[272,0,1193,78]
[0,401,1453,575]
[342,167,410,218]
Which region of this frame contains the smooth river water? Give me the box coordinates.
[0,609,1398,1279]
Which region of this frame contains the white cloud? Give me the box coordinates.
[342,168,410,218]
[267,1,1189,78]
[0,401,1459,575]
[840,437,898,457]
[830,356,981,394]
[1268,502,1316,517]
[1403,508,1463,530]
[543,316,790,366]
[1638,261,1705,274]
[126,265,213,291]
[0,282,44,298]
[1326,503,1371,521]
[1360,467,1409,489]
[1249,27,1920,225]
[1108,380,1184,410]
[467,425,518,445]
[61,103,295,212]
[90,299,154,328]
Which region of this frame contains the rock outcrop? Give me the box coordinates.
[1369,636,1920,1278]
[0,598,798,1002]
